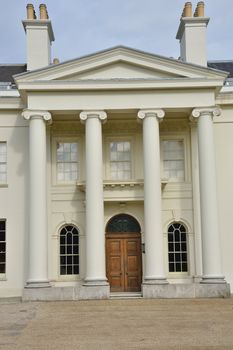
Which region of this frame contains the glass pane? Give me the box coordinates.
[182,253,187,262]
[60,256,66,265]
[60,245,65,255]
[169,263,174,272]
[73,265,79,274]
[182,263,188,272]
[67,266,72,274]
[67,233,72,244]
[0,263,5,273]
[0,253,5,263]
[106,214,141,233]
[67,256,72,265]
[73,245,79,254]
[66,245,72,254]
[175,243,180,251]
[0,221,5,231]
[168,253,174,262]
[175,253,181,262]
[175,262,181,272]
[175,230,180,241]
[60,265,66,275]
[168,242,174,252]
[73,255,79,265]
[0,243,5,252]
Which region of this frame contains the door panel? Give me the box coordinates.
[106,238,124,291]
[125,238,142,292]
[106,233,142,292]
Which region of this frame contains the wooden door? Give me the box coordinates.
[106,233,142,292]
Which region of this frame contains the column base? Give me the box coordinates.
[79,279,110,300]
[142,282,231,298]
[201,275,226,284]
[143,277,168,285]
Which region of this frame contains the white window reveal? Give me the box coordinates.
[162,140,184,181]
[0,142,7,184]
[56,142,78,182]
[110,141,131,180]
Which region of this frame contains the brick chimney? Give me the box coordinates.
[176,2,209,66]
[23,4,55,71]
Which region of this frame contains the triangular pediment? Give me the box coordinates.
[56,61,182,81]
[14,46,228,90]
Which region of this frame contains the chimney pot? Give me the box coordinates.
[183,2,192,17]
[27,4,36,20]
[53,58,60,65]
[196,1,205,17]
[39,4,49,19]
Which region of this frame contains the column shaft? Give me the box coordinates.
[23,110,51,287]
[193,108,225,283]
[138,110,167,284]
[80,111,108,285]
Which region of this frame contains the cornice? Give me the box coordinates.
[15,78,224,93]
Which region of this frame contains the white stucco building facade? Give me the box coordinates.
[0,2,233,300]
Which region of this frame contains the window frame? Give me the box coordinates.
[0,142,7,185]
[105,136,134,181]
[52,137,82,186]
[59,224,80,279]
[167,221,189,277]
[160,135,188,183]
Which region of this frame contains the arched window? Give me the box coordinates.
[106,214,141,233]
[168,222,188,273]
[60,225,79,275]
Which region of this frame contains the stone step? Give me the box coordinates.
[110,292,142,299]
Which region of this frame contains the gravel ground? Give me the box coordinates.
[0,298,233,350]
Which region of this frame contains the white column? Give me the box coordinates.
[138,109,167,284]
[80,111,108,285]
[192,107,225,284]
[22,109,52,287]
[190,122,203,280]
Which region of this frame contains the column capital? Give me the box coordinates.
[191,107,221,119]
[137,109,165,121]
[80,110,107,124]
[22,109,52,123]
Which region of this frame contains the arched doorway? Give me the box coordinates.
[106,214,142,292]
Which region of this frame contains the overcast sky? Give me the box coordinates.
[0,0,233,64]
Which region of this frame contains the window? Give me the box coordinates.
[60,225,79,275]
[109,141,131,180]
[168,222,188,273]
[0,220,6,274]
[106,214,141,233]
[0,142,7,183]
[56,142,78,182]
[162,140,184,181]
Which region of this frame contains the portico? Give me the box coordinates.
[12,4,231,299]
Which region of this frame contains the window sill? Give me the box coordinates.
[0,274,7,281]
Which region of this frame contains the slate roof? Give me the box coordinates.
[0,65,27,83]
[207,61,233,78]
